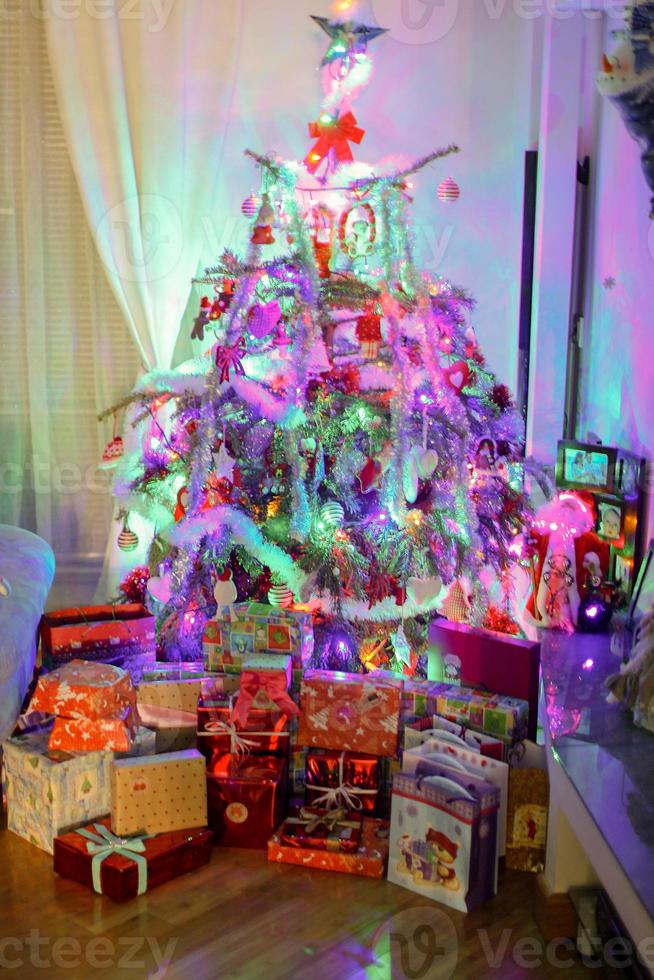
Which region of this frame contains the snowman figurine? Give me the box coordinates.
[214,568,237,612]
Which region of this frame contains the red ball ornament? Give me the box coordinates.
[437,177,460,203]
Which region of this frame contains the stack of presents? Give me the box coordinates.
[1,601,549,911]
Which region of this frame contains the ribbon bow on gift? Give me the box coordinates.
[198,718,259,757]
[75,824,149,896]
[215,336,246,384]
[304,111,365,174]
[310,751,378,811]
[231,672,299,728]
[297,806,348,834]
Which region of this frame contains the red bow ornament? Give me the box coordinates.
[215,336,246,384]
[305,112,365,174]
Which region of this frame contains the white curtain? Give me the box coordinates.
[0,2,141,607]
[45,0,243,373]
[43,0,243,597]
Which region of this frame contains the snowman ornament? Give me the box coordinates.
[214,568,237,611]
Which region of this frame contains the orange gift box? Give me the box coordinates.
[297,670,402,756]
[29,660,137,721]
[49,705,138,753]
[268,816,389,878]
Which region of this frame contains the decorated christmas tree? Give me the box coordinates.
[111,14,532,673]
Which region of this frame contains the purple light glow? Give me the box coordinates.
[581,657,595,671]
[585,604,601,619]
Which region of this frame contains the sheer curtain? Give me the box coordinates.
[45,0,243,373]
[45,0,243,599]
[1,3,141,605]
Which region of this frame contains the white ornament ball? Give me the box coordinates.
[320,501,345,527]
[268,584,294,608]
[437,177,460,203]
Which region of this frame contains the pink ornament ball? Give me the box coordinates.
[241,194,261,218]
[437,177,460,203]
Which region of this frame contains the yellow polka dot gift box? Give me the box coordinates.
[111,749,208,836]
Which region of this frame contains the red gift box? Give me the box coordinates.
[305,749,381,814]
[206,754,287,848]
[280,806,363,853]
[297,670,402,756]
[429,619,540,741]
[53,817,212,902]
[268,816,389,878]
[40,605,156,679]
[197,702,289,768]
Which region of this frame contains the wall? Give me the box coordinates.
[181,0,541,393]
[578,16,654,532]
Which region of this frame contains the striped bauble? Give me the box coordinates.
[241,193,261,218]
[320,501,345,527]
[437,177,460,203]
[268,584,294,608]
[117,524,139,552]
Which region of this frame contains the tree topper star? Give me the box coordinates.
[311,15,387,64]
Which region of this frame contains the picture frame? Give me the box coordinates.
[556,440,617,493]
[595,498,624,546]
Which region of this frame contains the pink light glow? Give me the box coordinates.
[581,657,595,670]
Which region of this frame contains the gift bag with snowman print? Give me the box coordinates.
[388,763,500,913]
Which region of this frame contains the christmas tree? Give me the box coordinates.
[112,14,531,673]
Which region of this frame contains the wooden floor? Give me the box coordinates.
[1,818,595,980]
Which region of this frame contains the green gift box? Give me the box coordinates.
[202,602,313,673]
[434,686,528,743]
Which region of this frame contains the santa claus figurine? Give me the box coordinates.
[527,491,610,630]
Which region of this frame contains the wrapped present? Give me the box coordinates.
[429,619,541,740]
[305,749,381,813]
[434,686,529,744]
[111,749,207,836]
[202,602,314,673]
[29,660,137,722]
[2,728,112,853]
[232,655,298,726]
[280,806,363,853]
[297,670,402,756]
[40,604,156,681]
[201,673,240,700]
[207,754,287,848]
[49,703,138,753]
[137,704,198,754]
[403,717,505,760]
[505,768,549,872]
[53,818,212,902]
[141,662,214,681]
[197,702,289,768]
[137,677,204,715]
[117,725,156,757]
[269,816,389,878]
[389,764,500,912]
[403,737,509,857]
[372,670,444,720]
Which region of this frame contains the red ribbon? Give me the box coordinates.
[215,336,246,384]
[305,112,365,174]
[231,671,299,728]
